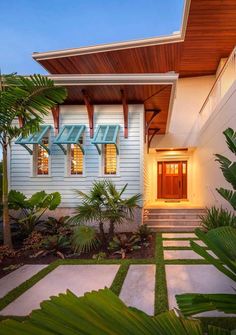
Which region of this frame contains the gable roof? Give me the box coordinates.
[33,0,236,77]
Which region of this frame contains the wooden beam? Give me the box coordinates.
[51,105,60,135]
[18,116,24,128]
[148,128,160,153]
[82,89,94,138]
[121,89,128,138]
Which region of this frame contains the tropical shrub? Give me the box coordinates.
[176,226,236,316]
[72,225,100,254]
[39,216,71,235]
[8,190,61,237]
[92,251,107,260]
[39,235,70,259]
[215,128,236,210]
[200,206,236,231]
[135,224,152,242]
[0,245,16,263]
[22,231,44,251]
[0,288,233,334]
[108,233,140,259]
[71,180,141,245]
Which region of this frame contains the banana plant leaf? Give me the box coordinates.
[0,288,232,335]
[176,227,236,316]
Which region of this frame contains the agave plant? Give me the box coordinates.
[108,233,140,259]
[200,206,236,231]
[215,128,236,210]
[176,226,236,316]
[0,288,233,334]
[72,225,100,254]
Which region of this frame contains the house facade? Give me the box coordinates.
[10,0,236,230]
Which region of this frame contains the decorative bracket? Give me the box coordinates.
[145,109,161,138]
[148,128,160,153]
[121,89,128,138]
[82,89,94,138]
[52,105,60,135]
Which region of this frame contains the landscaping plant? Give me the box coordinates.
[72,180,141,246]
[39,216,71,235]
[39,235,70,259]
[176,226,236,316]
[0,288,234,334]
[108,233,141,259]
[215,127,236,210]
[200,206,236,231]
[135,224,152,242]
[8,190,61,237]
[72,225,100,254]
[0,74,67,247]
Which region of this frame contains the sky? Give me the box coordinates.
[0,0,184,75]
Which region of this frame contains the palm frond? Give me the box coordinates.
[216,188,236,211]
[223,128,236,155]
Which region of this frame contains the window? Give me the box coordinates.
[70,144,83,175]
[104,144,117,175]
[36,137,49,175]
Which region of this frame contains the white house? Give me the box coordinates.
[10,0,236,231]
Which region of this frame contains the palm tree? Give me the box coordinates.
[71,180,142,245]
[0,74,67,248]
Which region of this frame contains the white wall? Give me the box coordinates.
[10,105,144,218]
[151,75,215,148]
[191,81,236,210]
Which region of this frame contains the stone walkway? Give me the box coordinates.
[0,265,47,299]
[0,265,119,316]
[119,265,155,315]
[166,264,236,317]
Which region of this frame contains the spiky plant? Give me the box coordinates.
[200,206,236,231]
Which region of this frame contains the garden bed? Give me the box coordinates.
[0,233,155,279]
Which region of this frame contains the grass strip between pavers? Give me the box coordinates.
[155,233,169,314]
[0,257,155,313]
[110,262,130,296]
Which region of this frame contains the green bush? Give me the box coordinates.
[72,225,100,254]
[8,190,61,237]
[200,206,236,231]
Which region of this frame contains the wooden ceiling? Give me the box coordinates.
[36,0,236,77]
[64,84,172,134]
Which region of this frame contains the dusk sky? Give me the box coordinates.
[0,0,184,75]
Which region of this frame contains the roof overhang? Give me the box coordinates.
[32,0,190,61]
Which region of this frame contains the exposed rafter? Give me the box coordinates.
[148,128,160,153]
[120,89,128,138]
[51,105,60,135]
[82,89,94,138]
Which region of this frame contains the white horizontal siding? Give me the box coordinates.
[10,104,144,208]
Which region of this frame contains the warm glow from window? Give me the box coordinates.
[104,144,117,175]
[37,138,49,175]
[166,163,178,175]
[182,162,187,174]
[71,144,83,175]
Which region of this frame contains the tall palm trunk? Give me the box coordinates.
[2,137,12,248]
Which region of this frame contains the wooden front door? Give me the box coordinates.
[157,161,187,199]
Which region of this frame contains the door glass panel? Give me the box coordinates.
[158,163,162,174]
[166,163,178,175]
[182,162,187,174]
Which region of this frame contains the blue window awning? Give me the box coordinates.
[15,125,51,155]
[92,125,120,154]
[54,125,86,154]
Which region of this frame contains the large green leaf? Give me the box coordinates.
[177,227,236,316]
[216,188,236,211]
[223,128,236,155]
[0,288,231,335]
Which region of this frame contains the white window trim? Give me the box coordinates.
[31,141,52,178]
[65,140,86,178]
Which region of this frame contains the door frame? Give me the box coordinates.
[157,159,189,200]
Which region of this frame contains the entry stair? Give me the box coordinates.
[143,207,206,232]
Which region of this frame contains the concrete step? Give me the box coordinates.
[144,221,201,227]
[144,213,203,220]
[144,218,201,225]
[144,208,205,214]
[147,225,199,232]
